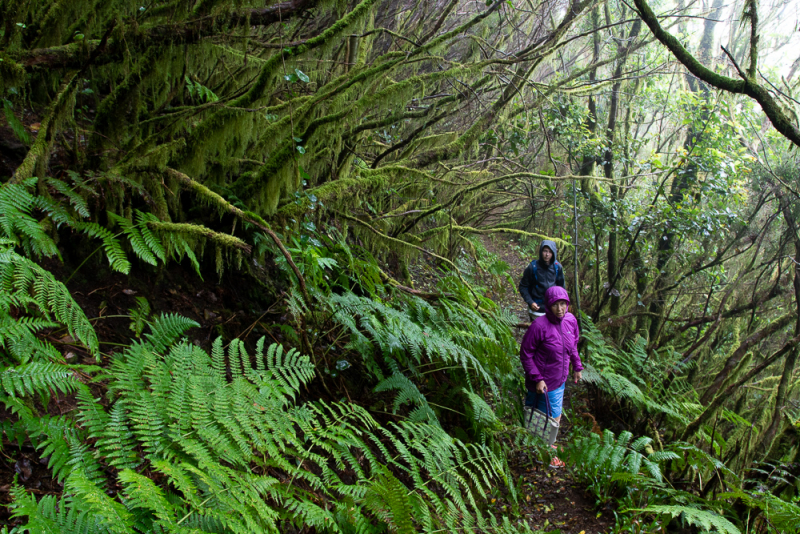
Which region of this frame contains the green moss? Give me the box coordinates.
[0,53,25,93]
[12,73,78,183]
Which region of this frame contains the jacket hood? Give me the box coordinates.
[539,240,558,263]
[544,286,570,324]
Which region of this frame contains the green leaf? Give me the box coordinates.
[2,99,31,145]
[295,68,310,83]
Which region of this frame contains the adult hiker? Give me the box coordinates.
[518,239,565,319]
[519,285,583,467]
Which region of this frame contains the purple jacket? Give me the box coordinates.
[519,286,583,391]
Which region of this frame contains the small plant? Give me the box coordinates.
[128,296,151,337]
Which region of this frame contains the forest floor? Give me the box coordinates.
[406,236,615,534]
[1,236,615,533]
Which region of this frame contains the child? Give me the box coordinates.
[518,240,565,318]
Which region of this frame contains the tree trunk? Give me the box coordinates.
[646,0,725,342]
[759,197,800,457]
[603,17,642,330]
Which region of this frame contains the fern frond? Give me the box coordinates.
[638,505,740,534]
[261,341,315,400]
[2,99,31,144]
[76,222,131,274]
[144,313,200,352]
[135,211,168,263]
[0,183,60,257]
[375,372,439,425]
[108,212,158,266]
[0,249,98,353]
[8,485,61,534]
[0,361,77,397]
[363,468,416,533]
[118,469,177,526]
[96,402,141,470]
[46,177,90,217]
[66,471,135,534]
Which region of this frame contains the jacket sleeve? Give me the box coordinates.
[568,315,583,372]
[519,326,544,382]
[556,262,565,288]
[518,264,535,305]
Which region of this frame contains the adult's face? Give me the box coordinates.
[550,300,568,318]
[541,247,553,263]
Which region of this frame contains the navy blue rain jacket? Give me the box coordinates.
[518,240,565,308]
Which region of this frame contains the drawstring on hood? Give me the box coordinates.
[544,286,570,324]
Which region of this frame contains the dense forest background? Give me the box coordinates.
[1,0,799,532]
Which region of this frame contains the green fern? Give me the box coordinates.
[128,296,151,337]
[2,98,31,144]
[257,338,315,400]
[375,372,440,425]
[143,313,200,352]
[636,505,741,534]
[8,486,64,534]
[0,245,98,353]
[0,361,77,397]
[363,467,417,532]
[718,489,800,532]
[108,212,159,266]
[76,221,131,274]
[46,177,91,218]
[580,315,699,425]
[185,75,219,103]
[10,319,517,534]
[135,211,167,263]
[66,470,135,534]
[564,429,679,499]
[463,389,500,431]
[0,181,60,257]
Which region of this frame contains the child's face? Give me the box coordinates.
[542,247,553,263]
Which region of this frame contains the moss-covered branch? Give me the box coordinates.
[11,72,78,183]
[336,210,481,303]
[633,0,800,147]
[681,333,800,440]
[146,221,252,254]
[15,0,321,69]
[166,168,310,303]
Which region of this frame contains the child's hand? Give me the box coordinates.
[574,371,582,383]
[536,381,547,394]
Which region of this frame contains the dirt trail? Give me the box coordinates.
[404,234,612,532]
[468,236,614,533]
